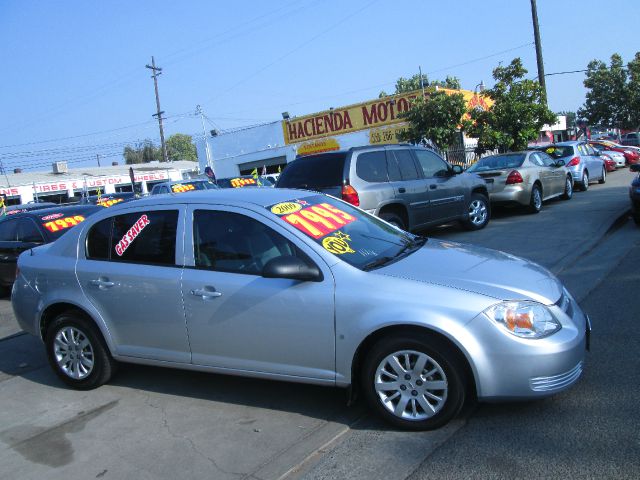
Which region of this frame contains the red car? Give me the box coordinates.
[589,141,640,165]
[601,154,617,172]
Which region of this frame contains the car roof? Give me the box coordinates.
[2,204,102,220]
[555,141,581,146]
[107,187,318,210]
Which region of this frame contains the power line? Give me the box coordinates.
[545,69,588,76]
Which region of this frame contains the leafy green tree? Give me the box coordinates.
[624,52,640,130]
[398,91,470,149]
[579,53,630,129]
[166,133,197,162]
[467,58,556,152]
[123,140,161,164]
[380,74,461,97]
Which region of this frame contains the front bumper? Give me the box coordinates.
[466,292,589,400]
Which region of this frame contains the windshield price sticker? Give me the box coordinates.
[172,184,196,193]
[231,178,256,188]
[97,198,124,207]
[270,202,302,215]
[43,215,86,233]
[115,214,150,256]
[281,202,356,239]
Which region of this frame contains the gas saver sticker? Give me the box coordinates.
[115,214,150,256]
[322,232,355,255]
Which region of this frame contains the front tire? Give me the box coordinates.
[361,334,466,430]
[45,311,116,390]
[581,171,589,191]
[562,176,573,200]
[462,193,490,230]
[528,184,542,213]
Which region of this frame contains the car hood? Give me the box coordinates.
[374,239,562,305]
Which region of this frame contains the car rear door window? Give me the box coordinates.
[193,210,301,275]
[414,150,449,177]
[529,153,545,166]
[86,211,178,265]
[356,151,388,183]
[86,217,113,260]
[391,150,419,180]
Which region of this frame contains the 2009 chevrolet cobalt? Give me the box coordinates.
[12,188,589,430]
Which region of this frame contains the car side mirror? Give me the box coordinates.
[451,165,463,175]
[555,159,566,167]
[630,164,640,173]
[262,255,322,282]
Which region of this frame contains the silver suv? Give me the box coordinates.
[276,145,490,231]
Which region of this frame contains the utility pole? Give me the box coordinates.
[530,0,547,103]
[196,105,212,168]
[96,154,101,167]
[145,56,169,162]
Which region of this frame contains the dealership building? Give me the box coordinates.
[196,88,492,177]
[0,161,199,206]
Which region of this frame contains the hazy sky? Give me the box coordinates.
[0,0,637,171]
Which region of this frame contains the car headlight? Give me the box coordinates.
[484,301,561,339]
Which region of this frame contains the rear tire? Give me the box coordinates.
[462,193,490,230]
[361,334,466,431]
[598,168,606,184]
[45,311,116,390]
[562,176,573,200]
[528,185,542,213]
[379,212,406,231]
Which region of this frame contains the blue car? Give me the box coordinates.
[630,164,640,225]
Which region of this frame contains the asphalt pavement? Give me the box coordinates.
[0,168,637,480]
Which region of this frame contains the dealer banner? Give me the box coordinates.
[282,88,491,145]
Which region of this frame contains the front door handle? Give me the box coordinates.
[191,288,223,299]
[398,187,406,193]
[429,184,437,190]
[89,279,116,289]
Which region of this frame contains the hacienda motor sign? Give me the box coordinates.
[282,88,492,145]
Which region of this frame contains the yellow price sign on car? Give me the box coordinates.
[43,215,86,233]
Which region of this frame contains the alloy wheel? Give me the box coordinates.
[54,326,95,380]
[374,350,448,421]
[468,199,488,226]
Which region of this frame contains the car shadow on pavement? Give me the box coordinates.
[0,332,368,427]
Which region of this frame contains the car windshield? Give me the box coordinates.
[541,145,575,159]
[467,154,525,172]
[266,194,426,270]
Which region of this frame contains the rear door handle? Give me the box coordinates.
[430,184,437,190]
[398,187,406,193]
[191,288,223,299]
[89,279,116,289]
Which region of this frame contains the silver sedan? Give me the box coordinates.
[12,189,589,430]
[467,151,573,213]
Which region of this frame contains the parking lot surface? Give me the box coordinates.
[0,169,637,480]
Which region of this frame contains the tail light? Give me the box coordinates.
[341,184,360,206]
[505,170,524,185]
[567,157,580,167]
